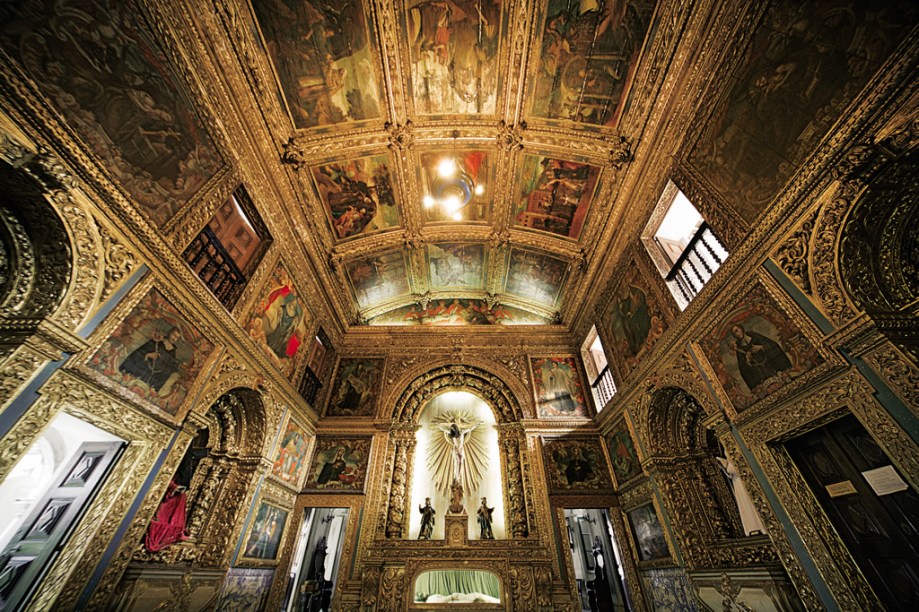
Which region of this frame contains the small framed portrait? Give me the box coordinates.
[270,418,310,486]
[241,502,289,561]
[627,503,669,561]
[531,356,591,418]
[542,438,613,493]
[326,357,384,417]
[303,436,373,493]
[607,421,641,486]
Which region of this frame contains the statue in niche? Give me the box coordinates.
[718,454,767,536]
[477,497,494,539]
[308,536,328,581]
[427,410,488,508]
[144,480,189,552]
[419,497,436,539]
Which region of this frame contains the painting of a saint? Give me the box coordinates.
[514,156,600,240]
[607,425,641,485]
[304,437,372,492]
[531,0,656,127]
[627,503,669,561]
[404,0,505,115]
[428,243,485,290]
[346,251,411,310]
[688,1,916,223]
[701,284,822,412]
[0,1,222,227]
[608,265,665,378]
[543,439,612,493]
[271,419,310,484]
[505,248,569,307]
[246,264,310,379]
[252,0,383,128]
[87,288,214,416]
[242,502,288,560]
[531,357,590,418]
[311,156,402,240]
[327,358,384,417]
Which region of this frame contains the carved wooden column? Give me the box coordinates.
[384,426,416,538]
[498,424,531,538]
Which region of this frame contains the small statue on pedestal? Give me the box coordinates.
[448,479,465,514]
[419,497,436,539]
[477,497,494,539]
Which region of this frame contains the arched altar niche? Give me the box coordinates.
[643,387,759,567]
[409,391,505,540]
[134,386,267,566]
[384,365,531,540]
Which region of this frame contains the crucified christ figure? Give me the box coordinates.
[434,421,477,485]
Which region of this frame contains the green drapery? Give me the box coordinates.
[413,570,501,601]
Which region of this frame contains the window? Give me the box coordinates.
[299,328,330,407]
[642,181,728,309]
[183,187,271,308]
[580,325,616,410]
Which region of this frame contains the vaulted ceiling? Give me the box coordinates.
[3,0,911,340]
[250,0,661,327]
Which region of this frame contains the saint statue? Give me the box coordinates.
[477,497,495,539]
[419,497,436,539]
[718,455,767,536]
[144,480,189,552]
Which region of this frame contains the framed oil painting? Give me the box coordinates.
[367,300,551,326]
[542,438,613,493]
[607,422,641,486]
[530,0,657,127]
[271,418,310,485]
[242,502,289,561]
[607,263,666,379]
[627,503,669,561]
[311,155,402,240]
[346,250,412,310]
[217,569,274,610]
[687,2,915,223]
[245,263,310,380]
[514,155,600,240]
[531,357,590,418]
[700,284,823,412]
[326,358,384,417]
[87,288,215,416]
[251,0,383,129]
[403,0,506,116]
[303,437,373,493]
[0,0,222,227]
[504,248,568,307]
[428,243,485,291]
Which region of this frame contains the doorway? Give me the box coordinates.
[785,413,919,610]
[564,509,630,611]
[284,507,349,612]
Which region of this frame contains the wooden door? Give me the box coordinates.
[786,414,919,610]
[0,441,123,610]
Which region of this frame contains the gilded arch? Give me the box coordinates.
[383,364,533,540]
[392,363,525,424]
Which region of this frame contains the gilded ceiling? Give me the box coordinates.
[257,0,659,325]
[1,0,911,332]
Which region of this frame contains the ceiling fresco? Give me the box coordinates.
[246,0,663,325]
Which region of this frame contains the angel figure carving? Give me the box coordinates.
[427,410,489,501]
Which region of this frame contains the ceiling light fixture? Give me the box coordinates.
[423,130,480,221]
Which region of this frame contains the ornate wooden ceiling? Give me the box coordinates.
[255,0,660,325]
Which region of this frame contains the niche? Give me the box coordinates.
[413,569,502,606]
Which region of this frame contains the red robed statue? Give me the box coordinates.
[145,480,190,552]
